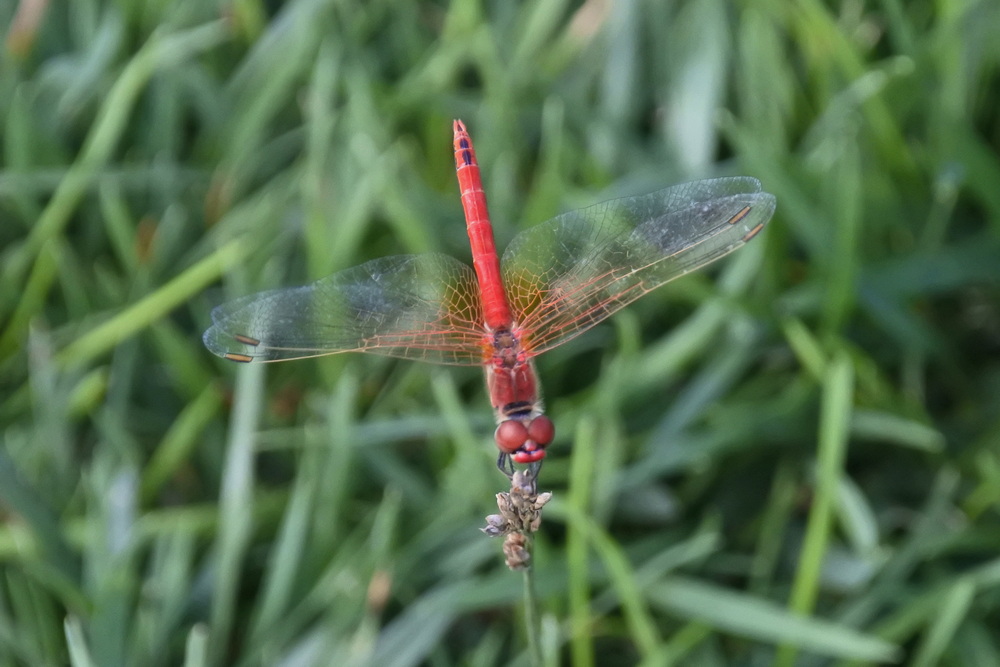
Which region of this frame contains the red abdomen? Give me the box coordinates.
[453,120,514,330]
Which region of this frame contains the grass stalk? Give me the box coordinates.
[776,353,854,666]
[523,564,543,666]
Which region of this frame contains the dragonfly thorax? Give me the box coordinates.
[490,327,524,369]
[486,357,537,414]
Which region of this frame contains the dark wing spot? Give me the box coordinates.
[234,334,261,346]
[727,205,752,225]
[742,221,765,242]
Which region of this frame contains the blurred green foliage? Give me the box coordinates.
[1,0,999,665]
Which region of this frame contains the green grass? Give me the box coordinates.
[2,0,1000,665]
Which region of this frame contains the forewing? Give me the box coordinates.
[204,254,487,365]
[501,177,775,354]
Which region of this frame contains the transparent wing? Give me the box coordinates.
[502,177,775,354]
[204,254,488,365]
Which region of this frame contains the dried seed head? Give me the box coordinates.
[482,466,552,570]
[481,513,508,536]
[496,492,514,516]
[503,532,531,570]
[511,470,537,495]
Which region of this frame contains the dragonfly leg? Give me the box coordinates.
[496,452,544,484]
[497,452,515,478]
[525,459,543,484]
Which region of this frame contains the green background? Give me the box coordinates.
[2,0,999,665]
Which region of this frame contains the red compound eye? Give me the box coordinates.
[527,416,555,446]
[495,420,528,454]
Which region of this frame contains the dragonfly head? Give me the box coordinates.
[495,416,555,464]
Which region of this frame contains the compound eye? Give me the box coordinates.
[495,420,528,454]
[527,416,555,446]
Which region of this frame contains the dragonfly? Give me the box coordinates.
[204,120,775,476]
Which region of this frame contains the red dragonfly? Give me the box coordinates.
[204,120,775,474]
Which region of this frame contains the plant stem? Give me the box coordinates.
[523,558,543,666]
